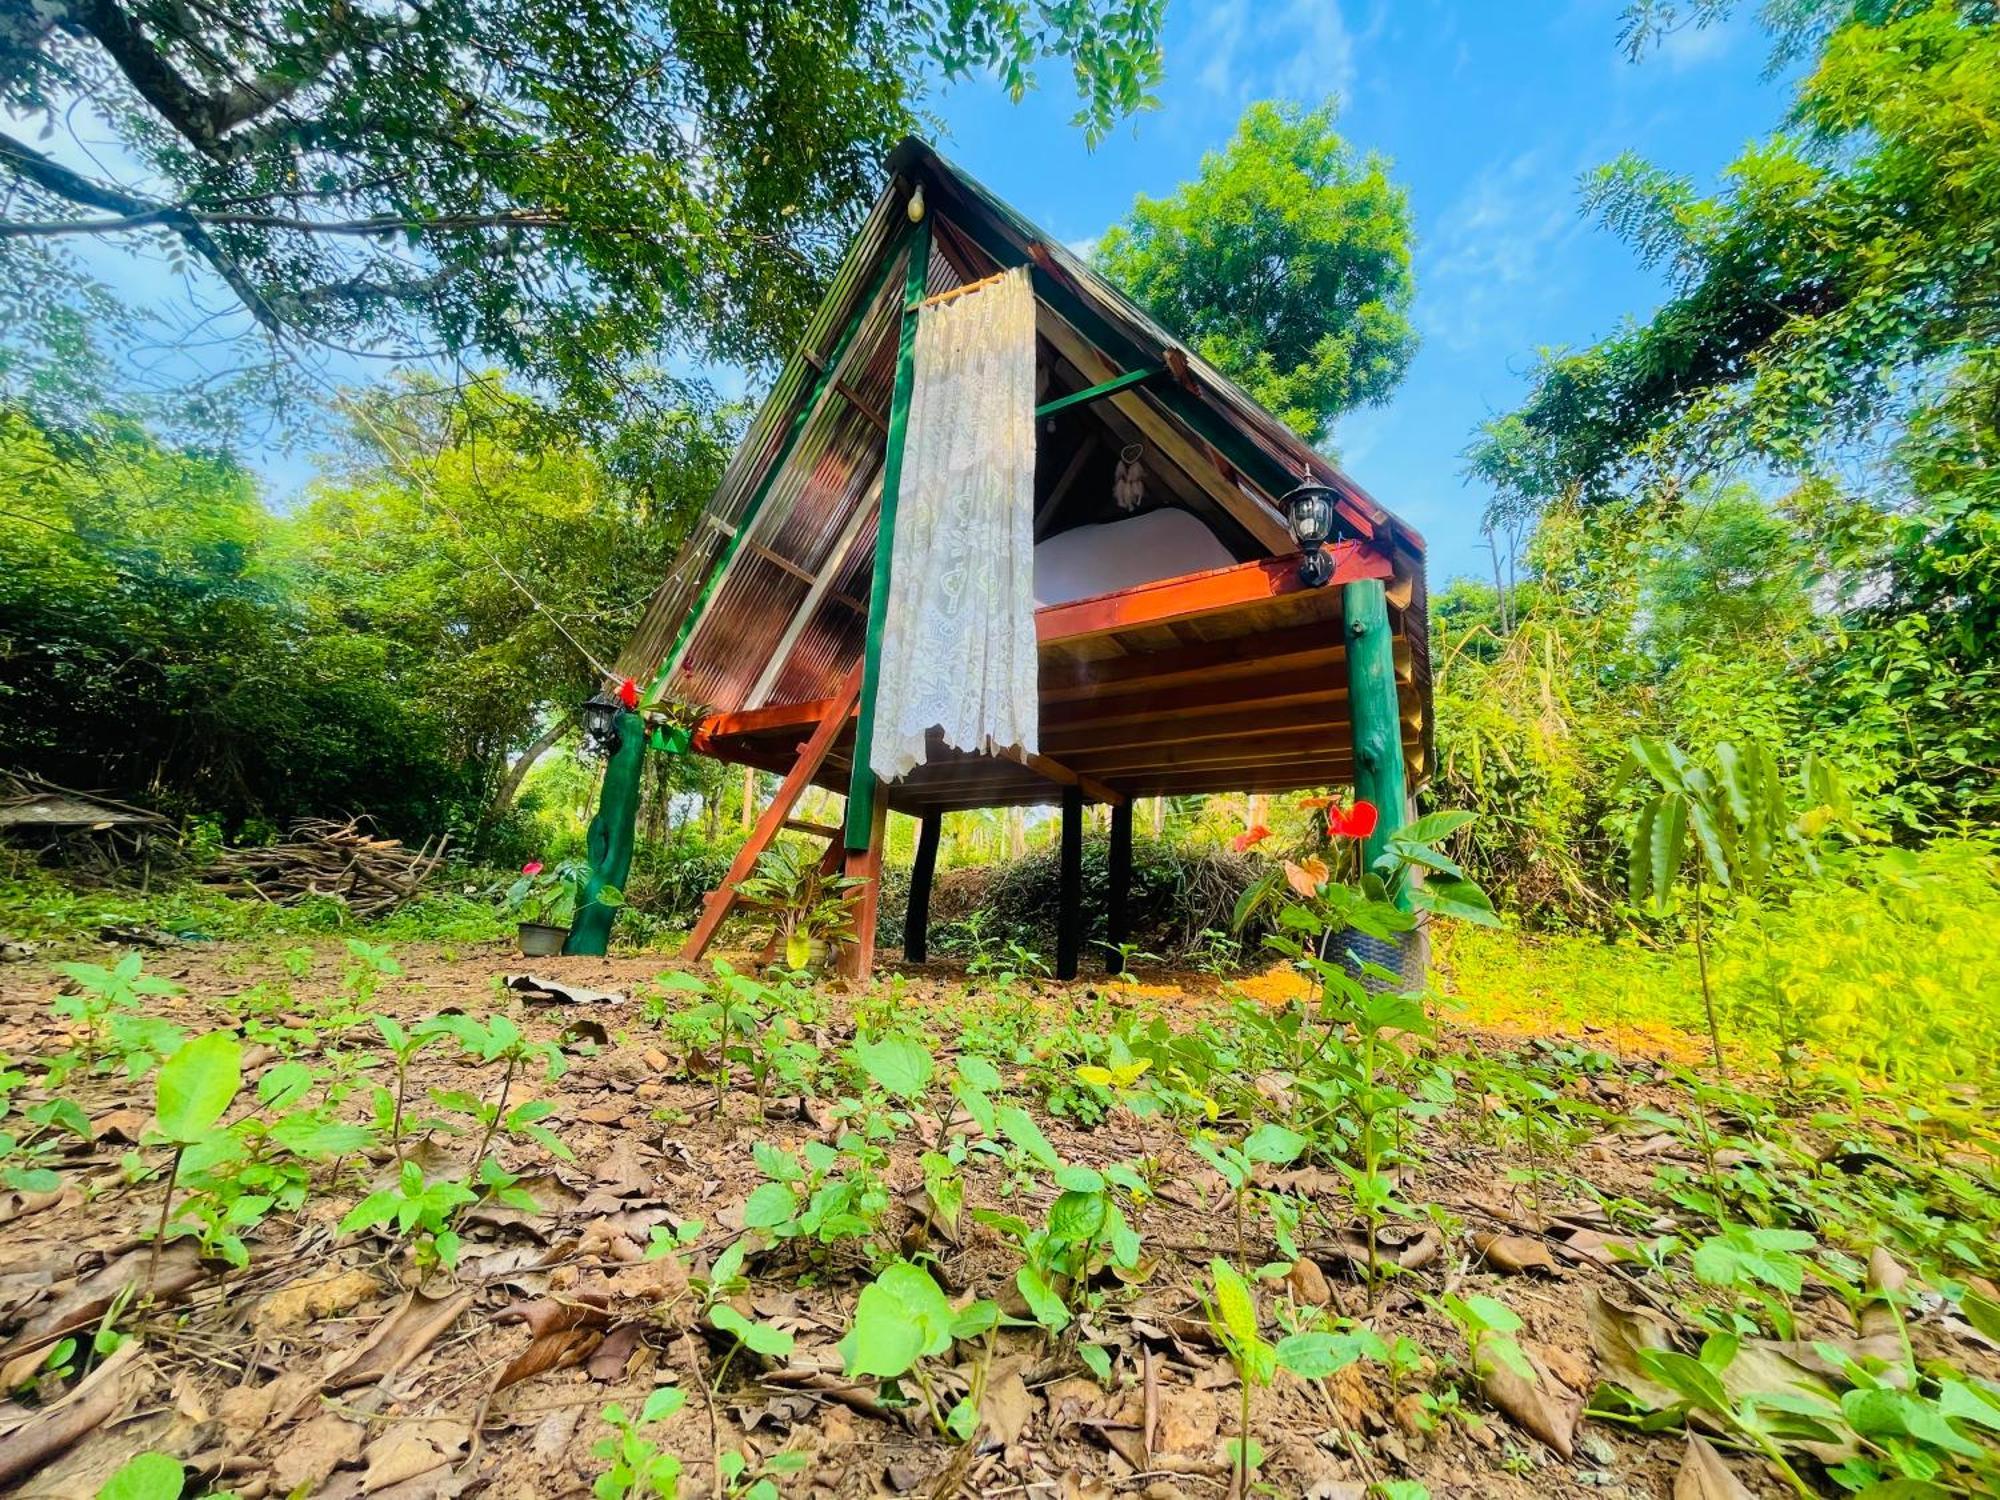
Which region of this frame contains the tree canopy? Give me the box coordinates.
[0,0,1166,427]
[1092,99,1417,443]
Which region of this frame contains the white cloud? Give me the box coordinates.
[1188,0,1357,112]
[1418,146,1587,354]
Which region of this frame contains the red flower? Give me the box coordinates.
[1326,800,1379,840]
[522,861,544,876]
[1231,824,1271,853]
[617,677,640,709]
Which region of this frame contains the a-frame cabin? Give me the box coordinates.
[596,138,1433,978]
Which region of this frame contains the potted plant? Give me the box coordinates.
[734,842,865,971]
[507,859,621,956]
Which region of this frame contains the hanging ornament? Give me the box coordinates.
[1113,442,1145,512]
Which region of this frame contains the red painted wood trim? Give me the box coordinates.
[1032,542,1392,643]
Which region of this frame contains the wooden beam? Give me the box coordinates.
[1043,700,1353,756]
[744,540,816,586]
[1036,308,1296,555]
[1056,785,1083,980]
[833,377,889,435]
[994,744,1125,806]
[904,810,941,963]
[783,818,842,840]
[681,664,862,962]
[1034,434,1097,537]
[1105,801,1132,976]
[1043,675,1345,735]
[1035,367,1160,419]
[1035,545,1392,645]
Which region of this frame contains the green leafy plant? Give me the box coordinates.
[1619,737,1852,1074]
[50,954,182,1069]
[734,842,863,970]
[147,1031,243,1286]
[839,1258,999,1438]
[340,1158,480,1270]
[593,1385,687,1500]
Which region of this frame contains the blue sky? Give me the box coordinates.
[50,0,1793,586]
[926,0,1790,583]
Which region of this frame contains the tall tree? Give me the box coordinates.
[0,0,1165,426]
[1093,99,1417,443]
[1469,1,1998,507]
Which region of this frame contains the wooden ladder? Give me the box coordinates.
[680,664,864,964]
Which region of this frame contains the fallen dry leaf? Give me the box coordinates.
[323,1289,473,1395]
[362,1419,468,1492]
[273,1412,365,1494]
[1675,1432,1754,1499]
[497,1326,601,1390]
[982,1366,1037,1445]
[1473,1232,1559,1276]
[0,1338,147,1488]
[1478,1346,1579,1459]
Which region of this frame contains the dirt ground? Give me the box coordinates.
[0,937,1969,1499]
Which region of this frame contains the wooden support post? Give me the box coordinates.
[904,810,942,964]
[846,216,932,851]
[1056,785,1084,980]
[840,798,889,979]
[681,665,861,962]
[1342,577,1410,891]
[564,709,646,956]
[1105,800,1132,975]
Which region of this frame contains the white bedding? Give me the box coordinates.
[1033,508,1236,606]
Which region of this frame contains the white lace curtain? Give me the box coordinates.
[870,265,1039,781]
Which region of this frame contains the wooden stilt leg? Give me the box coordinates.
[1105,800,1132,975]
[1057,786,1083,980]
[681,664,860,962]
[904,810,941,964]
[840,798,889,980]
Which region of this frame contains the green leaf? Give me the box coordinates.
[710,1304,794,1358]
[996,1105,1061,1169]
[741,1182,800,1231]
[1629,792,1687,913]
[1208,1257,1259,1349]
[1242,1123,1307,1165]
[1016,1266,1072,1332]
[851,1037,934,1101]
[1078,1340,1113,1383]
[839,1261,956,1378]
[1053,1164,1104,1193]
[640,1384,685,1424]
[1047,1189,1109,1244]
[1274,1330,1363,1379]
[99,1451,184,1500]
[154,1033,242,1145]
[955,1056,1002,1092]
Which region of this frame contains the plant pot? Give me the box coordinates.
[1318,919,1428,993]
[517,921,569,957]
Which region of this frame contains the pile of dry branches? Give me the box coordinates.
[204,817,448,917]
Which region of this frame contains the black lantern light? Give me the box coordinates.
[1279,479,1340,587]
[580,690,623,758]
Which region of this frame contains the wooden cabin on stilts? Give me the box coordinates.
[566,138,1433,978]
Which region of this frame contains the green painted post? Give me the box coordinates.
[845,214,932,849]
[1342,577,1409,887]
[563,709,647,956]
